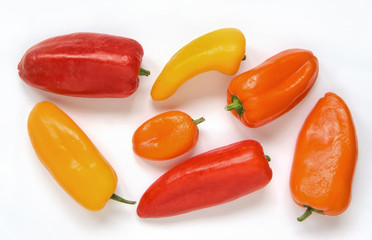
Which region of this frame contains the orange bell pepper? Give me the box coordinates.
[290,92,358,221]
[28,101,135,211]
[225,49,319,128]
[132,111,204,160]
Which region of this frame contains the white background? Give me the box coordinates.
[1,0,372,239]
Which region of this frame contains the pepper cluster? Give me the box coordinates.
[21,28,358,221]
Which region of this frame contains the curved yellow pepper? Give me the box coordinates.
[28,101,135,211]
[151,28,246,101]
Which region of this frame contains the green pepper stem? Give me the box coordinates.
[225,95,244,117]
[110,193,136,205]
[193,117,205,125]
[242,55,246,61]
[297,205,325,222]
[139,68,151,76]
[297,206,313,222]
[265,155,271,162]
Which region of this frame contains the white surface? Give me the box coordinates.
[1,0,372,239]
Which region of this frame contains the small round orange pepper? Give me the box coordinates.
[132,111,205,160]
[290,92,358,221]
[28,101,135,211]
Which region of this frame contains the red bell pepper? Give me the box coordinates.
[18,32,150,98]
[137,140,272,218]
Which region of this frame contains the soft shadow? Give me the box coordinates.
[285,194,346,233]
[151,70,233,110]
[20,77,150,115]
[29,155,134,228]
[133,148,197,173]
[291,206,345,234]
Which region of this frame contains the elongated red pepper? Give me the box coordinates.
[18,32,150,98]
[137,140,272,218]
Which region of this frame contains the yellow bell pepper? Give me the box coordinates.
[27,101,135,211]
[151,28,246,101]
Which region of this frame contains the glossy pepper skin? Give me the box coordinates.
[18,32,150,98]
[28,101,135,211]
[132,111,204,160]
[137,140,272,218]
[290,92,358,221]
[151,28,246,101]
[225,49,319,128]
